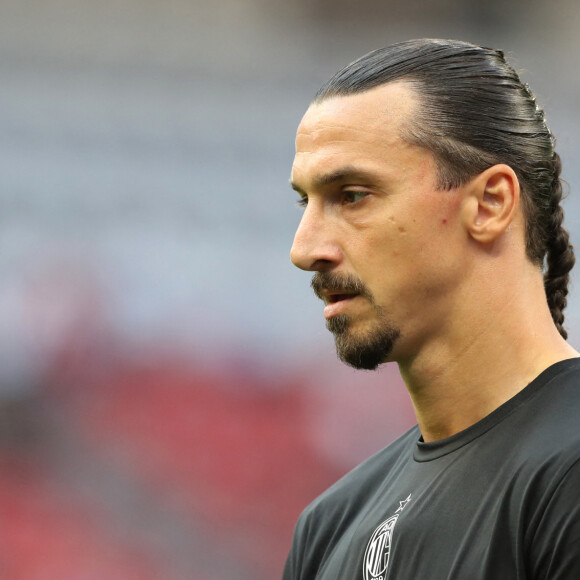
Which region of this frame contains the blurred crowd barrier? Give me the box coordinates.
[0,345,413,578]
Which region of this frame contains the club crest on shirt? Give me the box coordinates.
[363,494,412,580]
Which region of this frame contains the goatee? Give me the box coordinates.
[311,272,401,370]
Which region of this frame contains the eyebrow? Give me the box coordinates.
[290,165,378,194]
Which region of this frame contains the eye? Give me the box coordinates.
[343,190,368,204]
[295,195,308,208]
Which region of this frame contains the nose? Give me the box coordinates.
[290,203,342,271]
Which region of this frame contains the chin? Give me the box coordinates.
[329,315,401,371]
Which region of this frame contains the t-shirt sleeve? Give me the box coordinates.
[529,458,580,579]
[282,509,310,580]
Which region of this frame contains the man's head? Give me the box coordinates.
[290,39,574,369]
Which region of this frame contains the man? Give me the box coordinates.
[284,39,580,579]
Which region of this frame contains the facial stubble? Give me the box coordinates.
[311,272,401,370]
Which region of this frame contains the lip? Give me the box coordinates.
[323,294,359,319]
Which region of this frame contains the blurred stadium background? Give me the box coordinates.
[0,0,579,578]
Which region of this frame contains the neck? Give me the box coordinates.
[397,268,578,442]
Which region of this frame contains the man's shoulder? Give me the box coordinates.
[515,358,580,464]
[300,424,419,526]
[523,358,580,440]
[468,358,580,493]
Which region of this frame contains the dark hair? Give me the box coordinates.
[315,38,574,338]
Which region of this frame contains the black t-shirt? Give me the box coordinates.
[283,358,580,580]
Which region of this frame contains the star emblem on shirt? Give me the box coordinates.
[395,494,412,513]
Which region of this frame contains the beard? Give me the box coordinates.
[327,313,400,370]
[311,272,401,371]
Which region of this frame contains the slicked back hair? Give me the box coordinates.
[314,38,574,339]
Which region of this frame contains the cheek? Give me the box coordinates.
[363,228,411,265]
[436,192,463,227]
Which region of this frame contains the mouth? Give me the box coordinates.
[325,292,359,304]
[323,292,361,319]
[311,273,370,319]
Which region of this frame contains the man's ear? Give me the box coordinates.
[461,164,520,244]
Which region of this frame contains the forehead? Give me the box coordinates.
[297,81,416,145]
[292,81,428,187]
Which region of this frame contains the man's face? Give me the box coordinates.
[290,82,468,369]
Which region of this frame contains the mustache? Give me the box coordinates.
[311,272,373,302]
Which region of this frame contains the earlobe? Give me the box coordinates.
[464,164,520,244]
